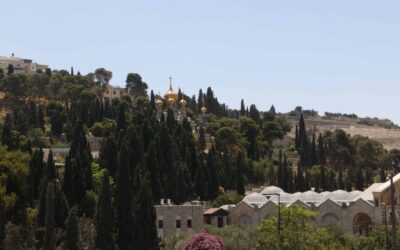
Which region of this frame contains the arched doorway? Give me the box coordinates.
[353,213,372,235]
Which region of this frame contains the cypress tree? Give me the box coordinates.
[282,155,289,191]
[116,141,134,250]
[150,90,156,111]
[296,167,306,192]
[99,136,118,178]
[43,182,56,250]
[198,126,206,151]
[46,150,56,181]
[116,104,126,136]
[317,133,325,165]
[236,152,246,196]
[240,99,245,116]
[295,125,300,151]
[207,148,219,200]
[194,153,207,200]
[31,149,44,199]
[96,170,115,250]
[146,141,163,202]
[310,133,317,165]
[277,150,283,188]
[64,207,79,250]
[132,166,158,249]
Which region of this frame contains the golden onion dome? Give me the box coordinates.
[167,97,176,105]
[164,78,178,104]
[155,99,164,109]
[201,106,207,114]
[179,98,187,107]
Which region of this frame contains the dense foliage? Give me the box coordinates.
[0,68,398,249]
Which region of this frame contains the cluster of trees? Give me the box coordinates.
[286,113,400,193]
[1,66,400,248]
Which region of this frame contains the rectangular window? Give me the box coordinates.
[187,219,192,228]
[113,91,116,95]
[158,220,163,229]
[218,216,224,228]
[176,220,181,228]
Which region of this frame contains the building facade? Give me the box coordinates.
[155,201,204,239]
[0,54,48,75]
[224,177,400,235]
[155,174,400,239]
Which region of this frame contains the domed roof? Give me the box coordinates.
[301,191,324,202]
[243,192,268,205]
[201,106,207,114]
[327,190,353,201]
[155,98,164,108]
[179,98,187,106]
[164,78,178,103]
[260,186,284,195]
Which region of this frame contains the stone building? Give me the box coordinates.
[222,175,400,235]
[154,175,400,238]
[102,84,128,103]
[155,200,204,239]
[0,54,48,74]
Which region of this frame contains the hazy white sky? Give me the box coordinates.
[1,1,400,123]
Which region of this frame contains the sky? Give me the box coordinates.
[1,1,400,123]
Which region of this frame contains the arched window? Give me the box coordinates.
[322,213,339,224]
[353,213,372,235]
[239,215,252,226]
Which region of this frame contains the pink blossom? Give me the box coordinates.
[184,232,224,250]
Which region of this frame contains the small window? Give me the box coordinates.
[158,220,163,229]
[106,91,109,94]
[113,91,116,95]
[176,220,181,228]
[187,219,192,228]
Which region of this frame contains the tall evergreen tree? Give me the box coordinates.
[64,207,79,250]
[146,141,163,202]
[96,170,115,250]
[131,166,158,249]
[99,136,118,178]
[317,133,325,165]
[310,133,318,165]
[116,104,126,136]
[198,126,206,151]
[43,182,56,250]
[116,141,134,250]
[206,148,219,200]
[194,153,208,200]
[277,150,284,188]
[240,99,245,116]
[236,152,246,196]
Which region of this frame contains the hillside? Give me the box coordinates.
[286,115,400,150]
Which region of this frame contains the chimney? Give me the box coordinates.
[160,199,164,205]
[167,199,171,205]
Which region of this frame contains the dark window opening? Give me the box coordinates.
[187,219,192,228]
[218,216,224,228]
[158,220,163,229]
[176,220,181,228]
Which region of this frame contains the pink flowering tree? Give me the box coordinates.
[184,232,224,250]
